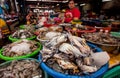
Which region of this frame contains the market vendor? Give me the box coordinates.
[0,18,10,38]
[58,9,65,23]
[26,11,37,25]
[64,0,81,23]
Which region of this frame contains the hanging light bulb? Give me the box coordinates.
[102,0,112,2]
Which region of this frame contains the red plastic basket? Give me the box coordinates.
[44,23,54,28]
[65,26,96,36]
[95,26,111,32]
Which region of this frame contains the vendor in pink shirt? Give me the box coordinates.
[65,0,81,23]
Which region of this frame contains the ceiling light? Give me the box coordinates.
[75,3,78,5]
[80,3,85,6]
[57,4,59,6]
[26,0,68,3]
[52,6,54,8]
[102,0,112,2]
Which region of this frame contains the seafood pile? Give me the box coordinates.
[24,25,35,33]
[36,26,63,44]
[65,24,96,36]
[66,24,92,31]
[11,30,34,39]
[37,31,62,44]
[0,59,43,78]
[40,33,110,75]
[82,31,120,45]
[59,23,72,27]
[35,26,63,35]
[2,39,38,57]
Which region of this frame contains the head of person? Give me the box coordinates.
[29,11,33,16]
[68,0,75,9]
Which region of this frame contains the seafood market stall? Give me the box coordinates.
[0,15,120,78]
[0,23,112,78]
[0,0,120,78]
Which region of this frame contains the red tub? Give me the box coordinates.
[65,26,96,37]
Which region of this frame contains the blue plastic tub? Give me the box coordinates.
[38,43,109,78]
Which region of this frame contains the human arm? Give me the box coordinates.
[26,15,30,21]
[72,8,81,20]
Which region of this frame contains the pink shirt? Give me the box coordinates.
[65,7,81,23]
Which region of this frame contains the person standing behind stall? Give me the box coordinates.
[64,0,81,23]
[26,11,37,25]
[58,9,65,23]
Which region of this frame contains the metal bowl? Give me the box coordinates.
[86,40,120,53]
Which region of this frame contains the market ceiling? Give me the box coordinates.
[25,0,91,3]
[25,0,120,8]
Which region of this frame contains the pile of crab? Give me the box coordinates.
[40,31,110,75]
[2,39,38,57]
